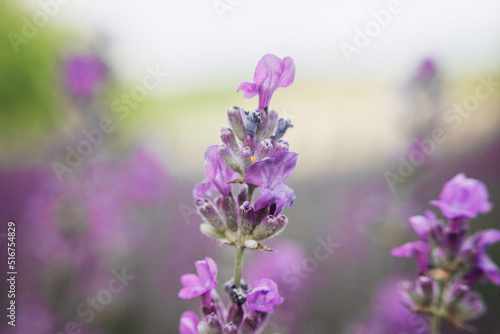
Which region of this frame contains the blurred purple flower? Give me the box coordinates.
[350,275,430,334]
[430,173,493,219]
[408,58,437,89]
[64,54,108,98]
[247,278,284,313]
[246,151,298,214]
[390,211,440,273]
[193,145,238,198]
[178,257,218,299]
[237,54,295,110]
[179,311,199,334]
[463,229,500,285]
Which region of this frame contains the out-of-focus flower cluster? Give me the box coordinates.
[392,173,498,330]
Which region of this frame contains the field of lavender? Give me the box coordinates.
[1,1,500,333]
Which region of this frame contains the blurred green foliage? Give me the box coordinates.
[0,0,69,143]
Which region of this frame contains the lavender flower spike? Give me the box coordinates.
[237,54,295,110]
[179,311,199,334]
[246,278,284,313]
[179,257,218,299]
[430,173,493,219]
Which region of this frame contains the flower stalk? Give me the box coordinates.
[178,54,297,333]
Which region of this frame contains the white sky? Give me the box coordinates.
[21,0,500,93]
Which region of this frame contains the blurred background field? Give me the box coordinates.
[1,0,500,333]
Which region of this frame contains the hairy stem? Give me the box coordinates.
[233,244,245,288]
[430,314,441,334]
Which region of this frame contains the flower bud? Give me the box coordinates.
[256,139,273,161]
[221,127,240,154]
[273,118,293,141]
[205,312,223,333]
[228,106,245,140]
[241,311,267,333]
[237,186,248,206]
[239,201,255,235]
[257,109,278,141]
[220,144,242,174]
[239,146,253,172]
[251,216,277,240]
[217,195,238,231]
[416,276,434,307]
[197,199,225,231]
[222,323,238,334]
[243,110,262,137]
[226,304,243,327]
[274,140,289,152]
[200,223,226,239]
[274,215,288,235]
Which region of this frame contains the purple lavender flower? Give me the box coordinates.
[178,257,218,299]
[179,311,200,334]
[350,275,430,334]
[246,278,284,313]
[430,173,493,219]
[463,229,500,285]
[193,145,239,198]
[390,211,439,273]
[245,151,298,214]
[237,54,295,110]
[64,54,108,98]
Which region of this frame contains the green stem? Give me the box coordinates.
[247,184,256,202]
[233,244,245,287]
[430,314,441,334]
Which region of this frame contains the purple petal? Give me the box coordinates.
[391,241,429,273]
[278,57,295,88]
[195,257,218,290]
[238,54,296,110]
[193,179,218,198]
[430,173,493,219]
[472,229,500,250]
[236,82,258,99]
[179,311,199,334]
[246,151,298,189]
[204,145,237,197]
[477,255,500,285]
[247,278,284,313]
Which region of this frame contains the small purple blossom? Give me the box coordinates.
[246,151,298,214]
[179,311,199,334]
[430,173,493,219]
[246,278,284,313]
[193,145,239,198]
[237,54,295,110]
[179,257,218,299]
[463,229,500,285]
[64,54,108,98]
[390,211,440,273]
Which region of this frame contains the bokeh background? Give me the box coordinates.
[1,0,500,333]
